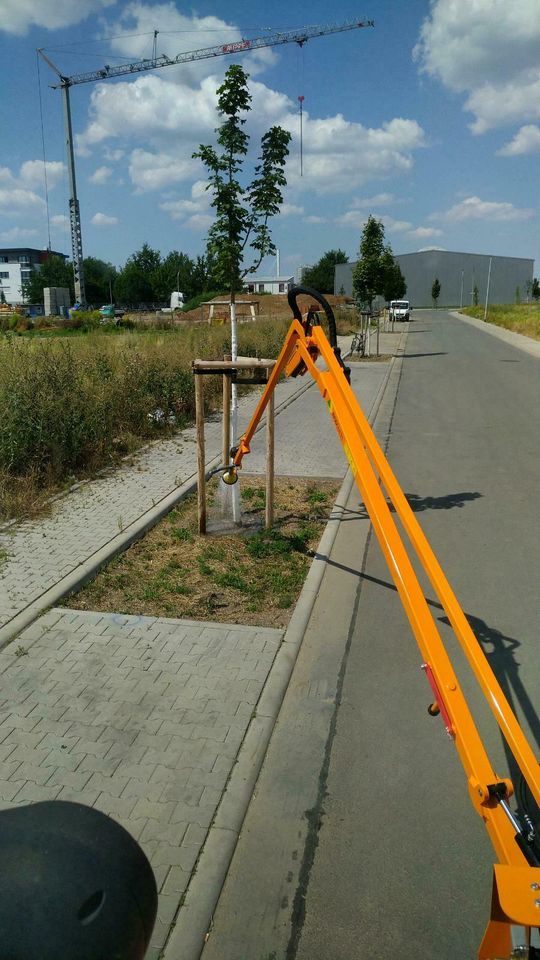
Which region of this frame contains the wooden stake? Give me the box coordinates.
[265,387,275,528]
[195,373,206,534]
[222,354,231,466]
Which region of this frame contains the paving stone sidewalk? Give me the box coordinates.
[0,607,282,959]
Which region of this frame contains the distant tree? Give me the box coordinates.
[83,257,117,306]
[352,216,386,310]
[150,251,195,302]
[302,249,348,293]
[194,63,291,305]
[382,246,407,302]
[431,277,441,308]
[24,255,74,304]
[115,243,161,305]
[531,277,540,300]
[0,289,5,304]
[515,285,521,304]
[473,284,479,306]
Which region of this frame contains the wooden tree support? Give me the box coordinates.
[192,356,276,534]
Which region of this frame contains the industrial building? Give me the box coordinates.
[0,247,67,305]
[334,249,535,308]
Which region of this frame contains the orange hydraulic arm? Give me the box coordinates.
[221,286,540,958]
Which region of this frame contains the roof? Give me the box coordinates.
[246,276,294,282]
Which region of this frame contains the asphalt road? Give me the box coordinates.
[295,310,540,959]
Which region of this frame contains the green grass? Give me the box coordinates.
[461,302,540,340]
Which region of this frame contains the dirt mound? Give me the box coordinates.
[183,292,351,323]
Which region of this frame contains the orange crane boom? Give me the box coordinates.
[220,286,540,959]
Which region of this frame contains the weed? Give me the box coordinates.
[307,488,327,505]
[14,645,28,657]
[214,571,250,593]
[171,527,194,543]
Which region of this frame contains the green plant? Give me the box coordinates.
[431,277,441,308]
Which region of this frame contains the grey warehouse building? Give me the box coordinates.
[334,249,534,308]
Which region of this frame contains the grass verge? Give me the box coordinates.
[62,475,340,627]
[461,303,540,340]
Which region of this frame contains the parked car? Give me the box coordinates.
[99,304,125,323]
[390,300,411,321]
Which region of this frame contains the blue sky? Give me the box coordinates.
[1,0,538,280]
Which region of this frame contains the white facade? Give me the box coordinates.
[245,276,294,295]
[0,262,25,305]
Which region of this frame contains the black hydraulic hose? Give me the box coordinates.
[287,285,338,347]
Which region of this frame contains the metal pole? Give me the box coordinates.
[222,354,231,466]
[298,96,304,177]
[460,270,464,309]
[484,257,492,321]
[61,81,86,306]
[229,297,240,523]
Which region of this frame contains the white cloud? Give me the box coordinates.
[89,166,113,185]
[51,214,69,226]
[280,203,304,217]
[414,0,540,133]
[0,227,39,242]
[0,185,45,214]
[77,74,219,155]
[129,150,199,192]
[351,193,395,208]
[20,160,65,189]
[91,212,119,226]
[1,0,115,35]
[103,148,125,162]
[335,211,412,232]
[408,226,443,239]
[418,246,446,252]
[434,195,534,223]
[498,124,540,156]
[304,215,326,224]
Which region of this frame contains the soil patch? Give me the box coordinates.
[63,475,340,627]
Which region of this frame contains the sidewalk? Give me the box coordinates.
[0,327,405,960]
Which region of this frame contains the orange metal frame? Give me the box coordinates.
[228,315,540,958]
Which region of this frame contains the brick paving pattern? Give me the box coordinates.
[0,608,282,959]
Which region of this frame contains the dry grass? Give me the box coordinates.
[461,303,540,340]
[63,475,340,627]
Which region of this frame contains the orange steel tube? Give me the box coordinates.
[231,318,540,876]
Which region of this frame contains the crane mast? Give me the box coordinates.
[38,18,374,307]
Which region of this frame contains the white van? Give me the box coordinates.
[390,300,411,321]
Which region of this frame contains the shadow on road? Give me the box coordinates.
[402,352,448,358]
[406,491,482,511]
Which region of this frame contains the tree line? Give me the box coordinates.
[23,246,217,309]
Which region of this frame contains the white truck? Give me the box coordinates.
[160,291,185,315]
[390,299,411,321]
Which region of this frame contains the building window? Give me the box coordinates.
[19,256,30,264]
[258,284,265,293]
[279,283,285,293]
[0,272,8,279]
[0,256,7,263]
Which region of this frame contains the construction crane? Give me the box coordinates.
[37,19,375,306]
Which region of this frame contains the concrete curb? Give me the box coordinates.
[162,349,399,960]
[0,375,318,651]
[452,311,540,359]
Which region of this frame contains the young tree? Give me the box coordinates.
[352,216,386,310]
[473,284,479,306]
[431,277,441,308]
[302,249,348,293]
[194,63,291,311]
[194,63,291,521]
[531,277,540,300]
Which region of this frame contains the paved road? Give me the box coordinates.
[295,311,540,959]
